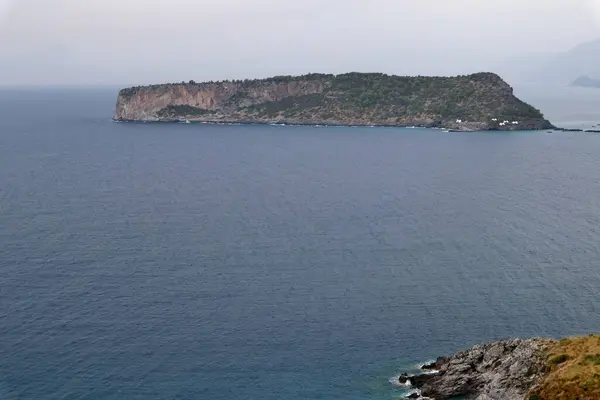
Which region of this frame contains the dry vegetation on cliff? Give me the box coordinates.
[530,335,600,400]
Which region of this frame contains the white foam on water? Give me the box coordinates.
[405,388,422,397]
[416,360,440,375]
[388,374,412,388]
[417,360,436,369]
[420,368,439,375]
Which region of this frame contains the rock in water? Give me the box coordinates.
[420,362,438,371]
[399,373,410,384]
[114,72,553,131]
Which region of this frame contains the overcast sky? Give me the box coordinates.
[1,0,600,86]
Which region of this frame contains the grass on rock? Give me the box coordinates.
[530,335,600,400]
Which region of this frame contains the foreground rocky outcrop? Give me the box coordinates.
[114,72,554,131]
[407,339,553,399]
[402,335,600,400]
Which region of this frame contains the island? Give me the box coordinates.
[114,72,554,131]
[570,75,600,89]
[399,335,600,400]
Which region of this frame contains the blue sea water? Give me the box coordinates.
[1,87,600,400]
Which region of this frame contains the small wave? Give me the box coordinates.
[29,153,58,159]
[420,368,439,375]
[416,361,440,375]
[417,360,436,369]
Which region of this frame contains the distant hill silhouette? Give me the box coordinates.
[496,39,600,85]
[570,74,600,88]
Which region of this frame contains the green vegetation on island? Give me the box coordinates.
[156,105,211,118]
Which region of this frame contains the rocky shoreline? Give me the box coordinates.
[114,118,555,132]
[399,339,552,399]
[116,118,600,135]
[396,335,600,400]
[114,118,600,134]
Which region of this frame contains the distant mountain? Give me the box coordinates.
[535,39,600,84]
[570,75,600,88]
[493,52,557,83]
[497,39,600,85]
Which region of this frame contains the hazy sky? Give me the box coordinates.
[1,0,600,86]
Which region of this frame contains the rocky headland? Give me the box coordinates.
[400,335,600,400]
[114,72,554,131]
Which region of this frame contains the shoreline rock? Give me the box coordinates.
[403,338,555,400]
[399,373,410,384]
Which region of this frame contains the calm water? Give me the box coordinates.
[1,88,600,400]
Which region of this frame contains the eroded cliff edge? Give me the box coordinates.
[114,72,553,131]
[402,335,600,400]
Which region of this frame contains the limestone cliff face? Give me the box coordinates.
[115,72,554,131]
[115,79,326,121]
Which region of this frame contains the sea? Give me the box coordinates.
[1,84,600,400]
